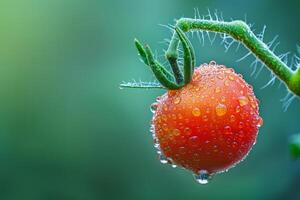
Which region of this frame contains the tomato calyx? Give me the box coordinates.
[133,27,196,90]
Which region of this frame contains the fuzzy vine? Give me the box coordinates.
[165,18,300,97]
[122,17,300,98]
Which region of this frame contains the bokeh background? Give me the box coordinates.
[0,0,299,199]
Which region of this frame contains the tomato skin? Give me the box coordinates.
[152,63,263,174]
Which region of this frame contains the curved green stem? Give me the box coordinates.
[166,18,300,97]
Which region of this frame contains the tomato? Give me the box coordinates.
[151,62,263,178]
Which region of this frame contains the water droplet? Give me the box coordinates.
[225,68,234,74]
[205,108,210,114]
[216,103,227,116]
[179,146,187,154]
[224,80,230,86]
[230,115,235,122]
[238,122,244,129]
[217,74,224,80]
[238,96,249,106]
[215,87,221,93]
[188,136,199,147]
[195,170,210,184]
[171,129,181,136]
[163,105,168,111]
[192,107,201,117]
[229,75,235,81]
[150,125,155,133]
[178,114,183,119]
[159,154,168,164]
[150,103,158,113]
[224,126,232,135]
[162,123,168,131]
[251,102,257,109]
[209,61,217,66]
[202,115,209,121]
[162,115,167,121]
[236,106,241,113]
[171,114,177,120]
[257,117,263,127]
[220,96,226,103]
[174,97,181,104]
[184,127,192,135]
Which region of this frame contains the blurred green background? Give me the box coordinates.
[0,0,299,199]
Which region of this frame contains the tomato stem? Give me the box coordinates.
[166,18,300,97]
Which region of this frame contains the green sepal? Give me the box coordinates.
[175,27,196,84]
[134,38,149,65]
[145,45,181,90]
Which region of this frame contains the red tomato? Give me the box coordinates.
[151,62,263,179]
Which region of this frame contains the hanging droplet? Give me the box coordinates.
[216,103,227,116]
[192,107,201,117]
[156,149,162,155]
[150,125,155,134]
[150,103,158,113]
[195,170,210,185]
[238,96,249,106]
[159,154,168,164]
[154,142,160,149]
[257,117,263,127]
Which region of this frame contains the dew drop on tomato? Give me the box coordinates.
[150,102,158,113]
[159,154,168,164]
[216,103,227,116]
[194,170,210,184]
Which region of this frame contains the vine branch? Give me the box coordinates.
[166,18,300,97]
